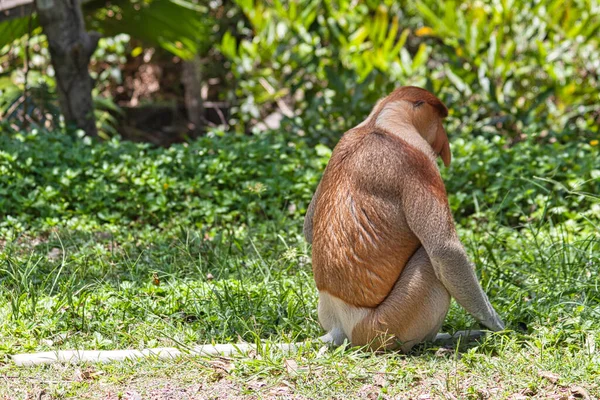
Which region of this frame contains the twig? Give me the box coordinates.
[214,105,227,126]
[3,375,77,384]
[258,77,294,117]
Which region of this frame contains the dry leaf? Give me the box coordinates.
[209,359,233,373]
[585,333,595,354]
[570,385,590,399]
[284,358,299,375]
[373,373,387,387]
[247,379,267,390]
[358,384,379,400]
[47,247,61,261]
[73,367,98,382]
[435,347,454,357]
[269,385,291,396]
[545,394,567,400]
[247,349,258,359]
[539,370,561,384]
[124,390,142,400]
[316,345,328,358]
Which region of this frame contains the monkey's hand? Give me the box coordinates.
[479,306,505,331]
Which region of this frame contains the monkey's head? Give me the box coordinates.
[386,86,451,167]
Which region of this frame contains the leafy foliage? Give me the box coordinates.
[0,130,327,236]
[221,0,599,143]
[85,0,212,59]
[1,126,597,235]
[0,16,36,51]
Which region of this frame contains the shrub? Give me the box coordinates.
[1,127,597,238]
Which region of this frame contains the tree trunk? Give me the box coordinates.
[35,0,99,137]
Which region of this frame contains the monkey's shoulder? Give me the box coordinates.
[331,129,444,190]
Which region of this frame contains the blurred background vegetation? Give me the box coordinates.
[1,0,598,143]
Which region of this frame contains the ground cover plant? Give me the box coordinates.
[1,127,599,398]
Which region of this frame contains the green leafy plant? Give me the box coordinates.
[217,0,598,143]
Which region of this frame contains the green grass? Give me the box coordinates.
[1,131,599,398]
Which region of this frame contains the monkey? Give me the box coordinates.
[304,86,504,352]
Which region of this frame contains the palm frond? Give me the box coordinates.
[86,0,211,59]
[0,15,37,51]
[0,0,210,58]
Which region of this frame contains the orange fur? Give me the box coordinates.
[311,128,445,307]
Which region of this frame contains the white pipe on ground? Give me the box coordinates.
[11,330,483,366]
[12,343,301,366]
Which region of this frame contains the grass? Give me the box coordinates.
[1,216,599,398]
[1,330,598,398]
[1,131,599,399]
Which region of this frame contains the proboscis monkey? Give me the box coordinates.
[304,86,504,352]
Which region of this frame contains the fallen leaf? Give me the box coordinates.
[435,347,454,357]
[247,379,267,390]
[284,358,299,375]
[47,247,61,261]
[124,390,142,400]
[73,367,98,382]
[539,370,561,384]
[358,384,380,400]
[585,333,595,354]
[209,359,233,373]
[373,373,387,387]
[316,345,328,358]
[246,349,258,359]
[269,385,291,396]
[570,385,590,399]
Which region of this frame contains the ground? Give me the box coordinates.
[2,335,598,399]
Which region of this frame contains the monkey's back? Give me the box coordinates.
[312,129,430,308]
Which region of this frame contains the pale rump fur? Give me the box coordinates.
[318,291,369,345]
[305,86,504,352]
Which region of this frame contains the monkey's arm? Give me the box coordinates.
[402,180,505,332]
[303,181,322,244]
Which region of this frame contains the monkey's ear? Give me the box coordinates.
[433,127,452,167]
